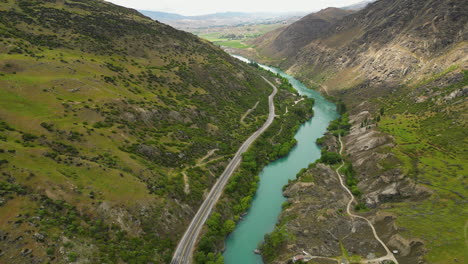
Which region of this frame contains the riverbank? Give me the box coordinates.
[193,63,316,263]
[221,57,338,264]
[224,22,468,264]
[258,102,434,264]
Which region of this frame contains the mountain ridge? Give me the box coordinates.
[139,9,308,29]
[247,0,467,93]
[251,7,354,58]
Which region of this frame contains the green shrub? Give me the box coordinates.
[320,150,342,164]
[22,133,38,142]
[93,121,113,128]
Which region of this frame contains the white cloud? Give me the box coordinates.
[106,0,367,16]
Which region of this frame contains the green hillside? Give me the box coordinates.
[375,68,467,263]
[0,0,309,263]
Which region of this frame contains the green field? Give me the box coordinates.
[194,23,286,49]
[213,40,253,49]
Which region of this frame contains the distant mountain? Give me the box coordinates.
[138,10,186,21]
[191,11,253,20]
[139,11,254,21]
[139,10,308,29]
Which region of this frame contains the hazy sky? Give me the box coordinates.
[106,0,367,16]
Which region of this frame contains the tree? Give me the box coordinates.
[223,219,236,234]
[320,150,342,164]
[336,100,347,114]
[206,212,222,234]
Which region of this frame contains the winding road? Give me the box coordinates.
[336,135,399,264]
[171,76,278,264]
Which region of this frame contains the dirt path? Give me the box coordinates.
[182,148,219,194]
[197,148,219,165]
[240,101,259,125]
[321,84,330,96]
[294,97,305,105]
[183,171,190,194]
[336,135,399,264]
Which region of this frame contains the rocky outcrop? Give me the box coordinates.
[268,107,433,263]
[280,163,387,260]
[253,8,354,59]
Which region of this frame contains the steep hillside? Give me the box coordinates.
[250,8,353,59]
[262,0,467,92]
[261,69,467,264]
[244,0,468,263]
[0,0,308,263]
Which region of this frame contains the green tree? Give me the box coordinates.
[223,219,236,234]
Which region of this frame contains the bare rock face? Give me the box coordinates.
[443,87,468,101]
[388,234,412,256]
[387,234,427,264]
[168,110,184,123]
[343,109,433,263]
[364,183,401,208]
[33,233,45,242]
[347,129,392,153]
[97,202,143,235]
[276,163,387,260]
[344,110,432,208]
[268,8,354,58]
[269,107,433,263]
[20,248,32,256]
[121,112,136,122]
[252,0,467,99]
[136,144,162,159]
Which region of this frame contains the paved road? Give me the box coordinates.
[171,76,278,264]
[335,135,399,264]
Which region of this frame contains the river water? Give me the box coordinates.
[223,55,339,264]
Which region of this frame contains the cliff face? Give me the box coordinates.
[251,0,467,94]
[252,8,354,58]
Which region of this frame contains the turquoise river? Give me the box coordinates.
[224,55,339,264]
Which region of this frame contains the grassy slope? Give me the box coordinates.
[0,0,279,263]
[375,69,467,263]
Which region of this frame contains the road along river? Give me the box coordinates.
[171,75,277,264]
[224,55,339,264]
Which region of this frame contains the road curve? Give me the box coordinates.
[171,76,278,264]
[336,135,399,264]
